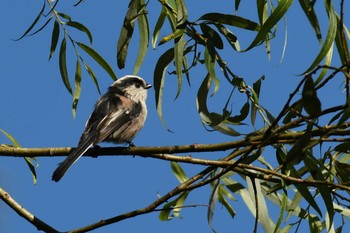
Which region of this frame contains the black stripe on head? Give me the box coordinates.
[114,76,146,89]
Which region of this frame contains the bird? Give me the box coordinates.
[52,75,152,182]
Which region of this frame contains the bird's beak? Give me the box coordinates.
[146,84,152,89]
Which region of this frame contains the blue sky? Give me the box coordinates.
[0,1,349,233]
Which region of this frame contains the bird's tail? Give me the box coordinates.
[52,141,93,182]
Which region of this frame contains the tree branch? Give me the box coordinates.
[0,187,59,233]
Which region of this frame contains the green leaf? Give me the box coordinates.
[49,20,60,60]
[170,162,188,183]
[213,23,240,51]
[227,102,250,123]
[134,4,149,75]
[154,48,174,129]
[82,62,101,94]
[159,28,185,45]
[57,13,71,21]
[72,59,82,119]
[199,13,260,31]
[196,74,240,136]
[200,23,224,50]
[116,0,139,69]
[66,21,93,44]
[77,42,117,81]
[208,177,220,233]
[245,0,293,51]
[290,167,322,216]
[250,76,264,125]
[302,77,322,117]
[152,7,167,48]
[0,129,37,184]
[159,191,189,220]
[335,16,350,70]
[174,34,185,99]
[13,1,45,41]
[59,37,72,94]
[301,2,337,75]
[298,0,322,43]
[304,155,334,228]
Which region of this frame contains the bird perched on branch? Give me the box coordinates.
[52,75,152,182]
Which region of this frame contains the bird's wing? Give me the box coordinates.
[52,96,142,182]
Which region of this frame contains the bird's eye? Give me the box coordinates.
[135,83,141,88]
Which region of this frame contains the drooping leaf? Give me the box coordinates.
[302,76,322,117]
[199,13,260,31]
[82,61,101,94]
[174,34,185,99]
[66,21,93,44]
[244,0,293,51]
[49,20,60,60]
[301,2,337,75]
[159,28,185,45]
[227,102,250,123]
[59,37,72,94]
[117,0,140,69]
[304,155,334,228]
[0,129,37,184]
[250,76,264,125]
[72,59,82,118]
[77,42,117,81]
[170,162,188,183]
[200,23,224,50]
[159,191,189,220]
[207,177,220,233]
[134,3,149,75]
[154,48,174,129]
[298,0,322,43]
[213,23,240,51]
[152,7,167,48]
[13,1,45,41]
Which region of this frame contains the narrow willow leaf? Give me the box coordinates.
[170,162,188,183]
[246,178,275,232]
[154,48,174,129]
[0,129,37,184]
[301,2,337,75]
[208,178,220,233]
[83,62,101,94]
[72,59,82,119]
[200,23,224,50]
[199,13,260,31]
[59,37,72,94]
[77,42,117,81]
[251,76,264,125]
[159,191,189,220]
[57,12,71,21]
[13,1,45,41]
[298,0,322,43]
[335,16,350,70]
[49,20,60,60]
[257,0,268,24]
[158,0,177,30]
[315,43,333,85]
[152,7,167,48]
[204,45,217,90]
[213,23,240,51]
[234,0,241,12]
[174,35,185,99]
[304,155,334,229]
[302,77,321,117]
[66,21,93,44]
[334,142,350,153]
[134,4,149,75]
[273,190,288,233]
[26,16,53,37]
[289,167,322,216]
[245,0,293,51]
[337,105,350,126]
[117,0,139,69]
[217,186,236,218]
[226,102,250,123]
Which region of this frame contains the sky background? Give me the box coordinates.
[0,1,349,233]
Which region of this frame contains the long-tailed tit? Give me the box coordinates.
[52,75,151,182]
